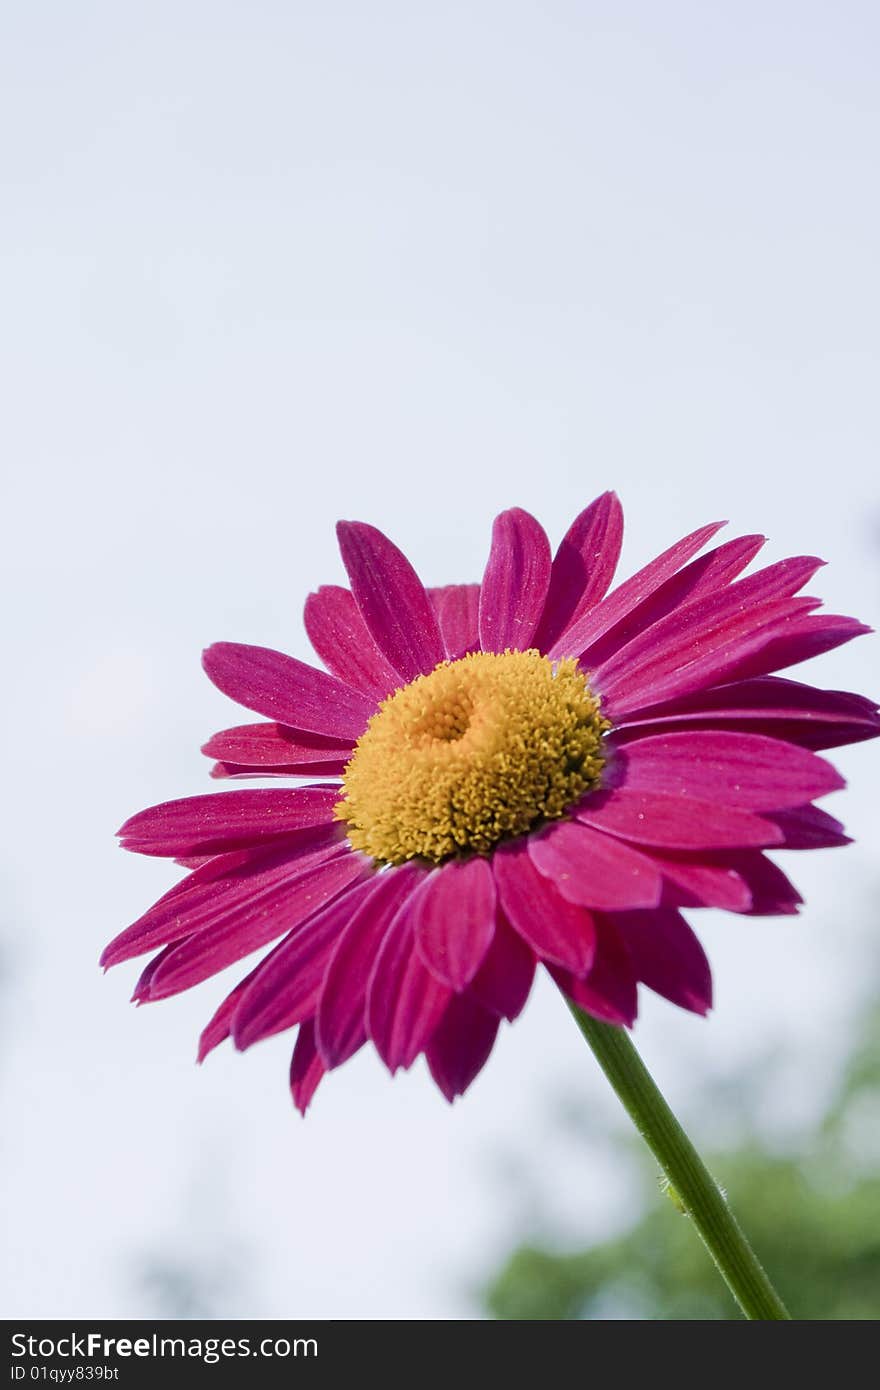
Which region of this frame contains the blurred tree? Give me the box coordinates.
[485,1007,880,1320]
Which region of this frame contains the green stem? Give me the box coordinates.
[568,1003,791,1320]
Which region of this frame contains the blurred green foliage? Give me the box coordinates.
[485,1008,880,1320]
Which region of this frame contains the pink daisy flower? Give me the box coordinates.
[103,497,879,1112]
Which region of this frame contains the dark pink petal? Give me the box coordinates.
[612,731,843,810]
[132,940,192,1003]
[594,591,818,717]
[602,603,822,721]
[197,956,273,1062]
[720,615,872,684]
[597,552,822,676]
[651,854,752,911]
[612,678,880,752]
[101,831,344,968]
[528,820,663,910]
[167,844,280,886]
[410,857,496,990]
[610,909,712,1015]
[621,676,880,726]
[290,1020,327,1115]
[232,878,378,1050]
[470,911,536,1020]
[117,786,342,858]
[131,845,353,989]
[767,804,852,849]
[202,722,352,767]
[735,554,825,600]
[716,852,803,915]
[493,840,597,973]
[576,787,783,850]
[577,533,766,671]
[304,585,400,701]
[197,992,239,1061]
[428,584,481,659]
[532,493,624,652]
[618,719,875,756]
[316,864,425,1068]
[610,549,822,657]
[336,521,445,682]
[145,851,369,999]
[203,642,374,741]
[479,508,552,652]
[552,917,638,1026]
[210,759,347,779]
[548,520,725,660]
[366,899,453,1071]
[425,993,500,1102]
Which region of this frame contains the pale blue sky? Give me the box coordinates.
[2,2,878,1317]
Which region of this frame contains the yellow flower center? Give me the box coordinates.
[336,649,609,865]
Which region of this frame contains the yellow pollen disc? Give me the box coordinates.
[336,649,609,865]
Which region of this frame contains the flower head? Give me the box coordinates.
[103,497,879,1111]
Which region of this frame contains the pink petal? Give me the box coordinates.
[145,851,369,999]
[610,908,712,1015]
[532,493,624,652]
[290,1020,327,1115]
[101,832,345,968]
[336,521,445,682]
[210,759,347,779]
[767,804,852,849]
[621,676,879,725]
[576,787,784,850]
[600,551,822,675]
[715,852,803,915]
[304,585,401,701]
[479,508,552,652]
[428,584,481,660]
[366,900,453,1071]
[548,520,725,660]
[492,840,597,973]
[612,677,880,752]
[620,720,874,757]
[675,537,817,611]
[470,912,536,1020]
[730,554,825,600]
[132,939,192,1003]
[528,819,663,910]
[612,731,843,810]
[197,958,269,1061]
[117,786,343,858]
[577,533,766,672]
[594,590,819,717]
[410,857,496,990]
[203,642,374,741]
[231,878,379,1050]
[552,916,638,1025]
[720,614,872,685]
[651,854,752,911]
[202,722,352,767]
[425,993,500,1102]
[316,863,425,1068]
